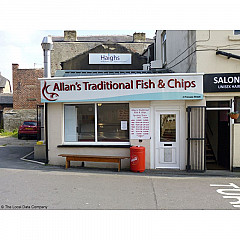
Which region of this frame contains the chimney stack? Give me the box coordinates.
[133,32,146,42]
[64,30,77,41]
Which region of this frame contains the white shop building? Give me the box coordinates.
[40,72,205,171]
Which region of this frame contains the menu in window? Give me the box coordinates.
[130,108,150,139]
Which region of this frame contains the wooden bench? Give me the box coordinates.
[58,154,126,172]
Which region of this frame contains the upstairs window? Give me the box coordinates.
[162,31,167,65]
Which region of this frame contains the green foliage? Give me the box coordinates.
[0,129,18,138]
[229,111,239,115]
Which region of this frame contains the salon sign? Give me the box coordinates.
[40,74,203,103]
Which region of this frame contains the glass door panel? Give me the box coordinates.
[160,114,176,142]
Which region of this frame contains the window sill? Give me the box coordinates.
[57,144,131,148]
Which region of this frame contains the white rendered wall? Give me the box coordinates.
[196,30,240,73]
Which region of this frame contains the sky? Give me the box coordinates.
[1,0,240,87]
[0,30,156,83]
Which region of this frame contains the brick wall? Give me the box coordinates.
[12,64,43,109]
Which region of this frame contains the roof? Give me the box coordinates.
[55,69,173,77]
[52,35,154,43]
[0,94,13,104]
[0,73,9,88]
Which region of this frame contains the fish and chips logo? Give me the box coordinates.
[42,81,59,101]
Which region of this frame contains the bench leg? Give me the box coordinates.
[66,159,70,169]
[118,159,121,172]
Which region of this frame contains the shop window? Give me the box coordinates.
[64,103,129,143]
[97,103,129,142]
[234,97,240,123]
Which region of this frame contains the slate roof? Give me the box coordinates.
[0,94,13,104]
[52,35,154,43]
[55,69,173,77]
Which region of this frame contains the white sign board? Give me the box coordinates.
[89,53,132,64]
[130,108,150,139]
[121,121,128,131]
[40,74,203,103]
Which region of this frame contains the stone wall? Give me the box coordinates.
[51,31,153,76]
[3,108,37,131]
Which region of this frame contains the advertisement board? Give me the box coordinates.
[40,74,203,103]
[89,53,132,64]
[204,73,240,92]
[130,108,150,139]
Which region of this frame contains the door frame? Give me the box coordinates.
[205,97,234,171]
[206,106,232,170]
[150,101,186,170]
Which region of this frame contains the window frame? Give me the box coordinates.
[63,102,130,146]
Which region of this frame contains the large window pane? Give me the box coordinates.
[76,104,95,141]
[64,105,77,142]
[97,103,129,142]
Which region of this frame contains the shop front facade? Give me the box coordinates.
[204,73,240,171]
[144,30,240,172]
[40,72,205,171]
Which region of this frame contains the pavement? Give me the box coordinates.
[1,135,240,178]
[0,136,240,210]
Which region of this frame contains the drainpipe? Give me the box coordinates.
[41,36,53,164]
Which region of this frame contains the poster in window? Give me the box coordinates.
[121,121,128,130]
[130,108,150,139]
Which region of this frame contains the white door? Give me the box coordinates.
[155,111,180,168]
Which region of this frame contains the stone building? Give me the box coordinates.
[50,30,154,75]
[61,42,147,71]
[3,64,44,131]
[0,72,12,129]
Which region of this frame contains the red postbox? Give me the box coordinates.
[130,146,145,172]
